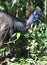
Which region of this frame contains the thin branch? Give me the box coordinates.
[4,39,18,45]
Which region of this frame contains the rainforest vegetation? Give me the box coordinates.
[0,0,47,65]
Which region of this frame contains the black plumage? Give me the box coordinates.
[0,6,44,47]
[0,11,31,47]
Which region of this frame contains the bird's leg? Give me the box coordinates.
[0,40,3,47]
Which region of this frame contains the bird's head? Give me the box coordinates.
[34,6,44,19]
[27,6,44,24]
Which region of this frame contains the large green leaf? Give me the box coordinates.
[11,33,17,37]
[17,33,21,39]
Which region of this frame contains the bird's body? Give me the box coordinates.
[0,6,44,47]
[0,11,31,47]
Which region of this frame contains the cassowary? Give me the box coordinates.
[0,6,44,47]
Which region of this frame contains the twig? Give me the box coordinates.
[4,39,18,45]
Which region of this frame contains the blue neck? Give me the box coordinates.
[28,13,35,24]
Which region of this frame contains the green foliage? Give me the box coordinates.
[40,56,47,61]
[11,32,21,39]
[6,58,36,65]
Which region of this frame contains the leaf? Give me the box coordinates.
[17,33,20,39]
[26,58,34,63]
[0,6,4,10]
[11,33,17,37]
